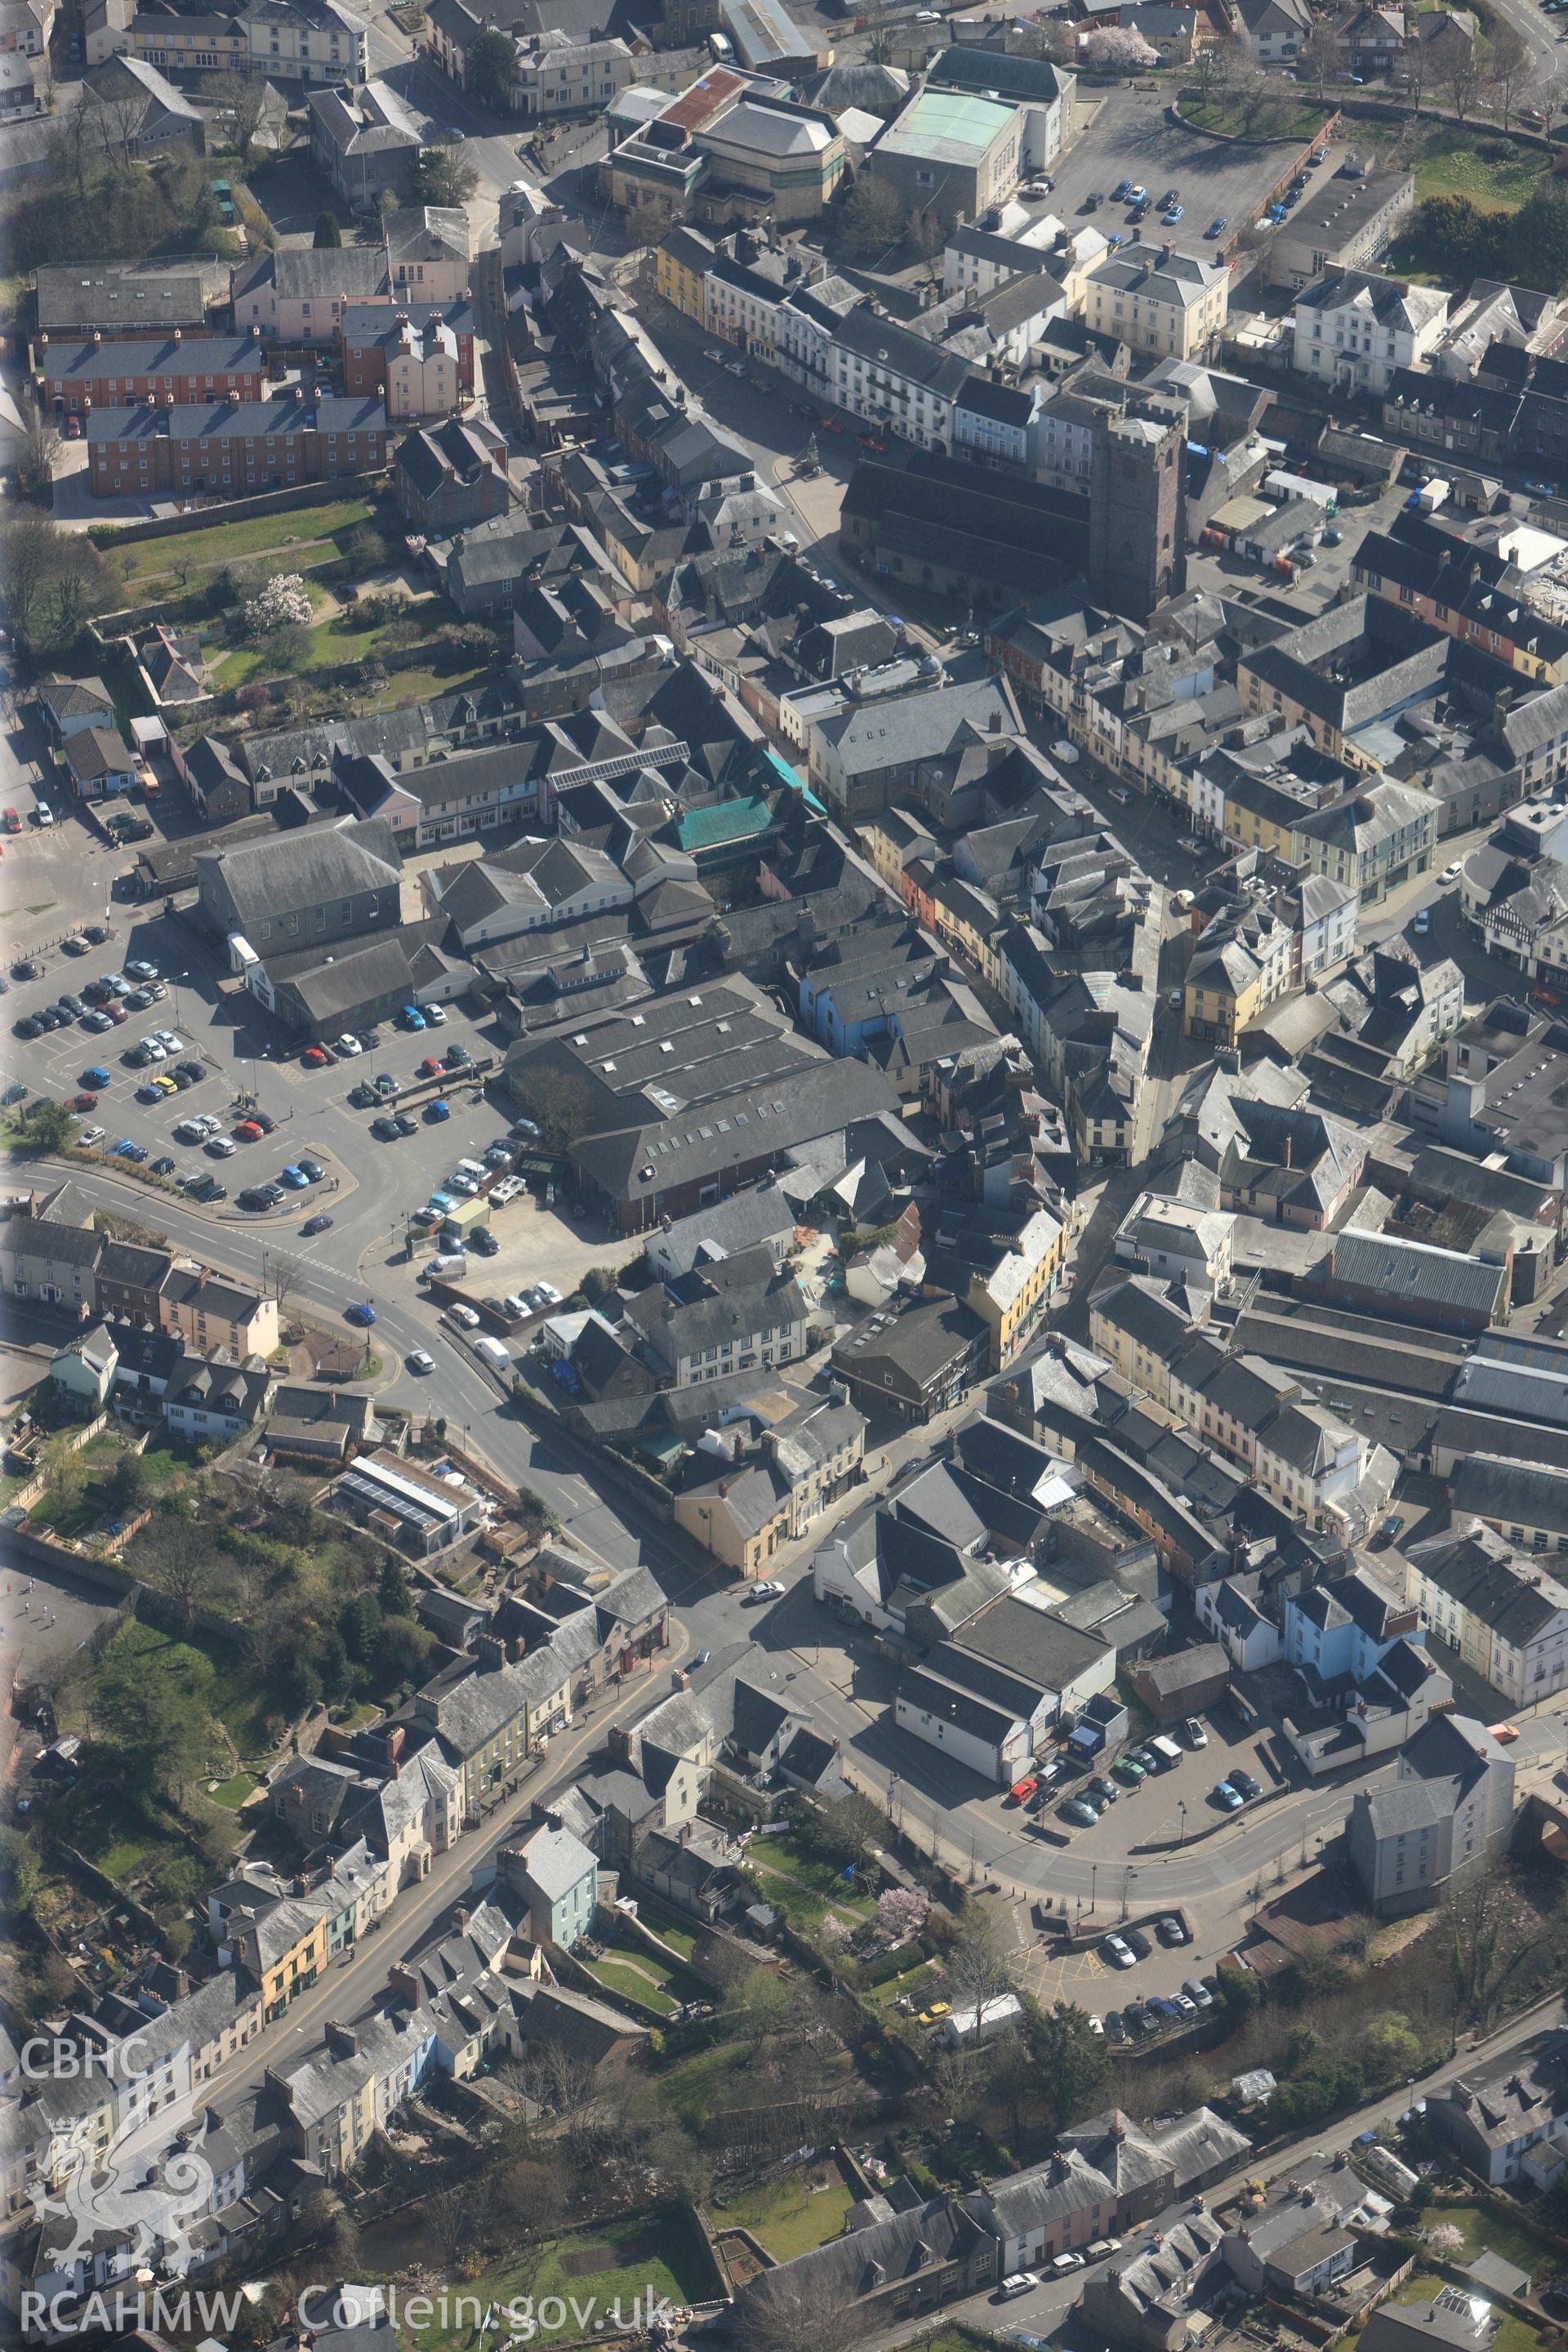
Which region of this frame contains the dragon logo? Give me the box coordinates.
[32,2048,216,2287]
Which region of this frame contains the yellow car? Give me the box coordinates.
[917,2001,951,2027]
[153,1073,178,1094]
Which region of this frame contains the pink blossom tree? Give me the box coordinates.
[1082,24,1158,69]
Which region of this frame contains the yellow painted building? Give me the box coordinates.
[656,225,716,322]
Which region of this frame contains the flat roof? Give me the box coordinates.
[880,86,1017,164]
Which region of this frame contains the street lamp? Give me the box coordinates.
[1121,1863,1136,1924]
[1090,1860,1098,1916]
[1178,1799,1187,1848]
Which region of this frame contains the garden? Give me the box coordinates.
[709,2153,860,2260]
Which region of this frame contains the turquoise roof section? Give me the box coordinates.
[879,87,1017,163]
[677,795,775,850]
[762,746,825,814]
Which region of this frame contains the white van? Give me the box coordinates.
[423,1252,467,1279]
[1149,1734,1184,1771]
[473,1334,512,1372]
[453,1157,488,1183]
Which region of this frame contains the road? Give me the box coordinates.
[853,1989,1568,2352]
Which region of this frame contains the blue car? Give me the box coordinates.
[426,1098,451,1122]
[345,1302,376,1327]
[1163,203,1183,222]
[1214,1780,1244,1811]
[301,1214,333,1236]
[1111,176,1132,200]
[280,1165,310,1188]
[400,1005,426,1030]
[1205,216,1227,238]
[82,1067,110,1090]
[136,1083,163,1104]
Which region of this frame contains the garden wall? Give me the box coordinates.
[87,471,388,555]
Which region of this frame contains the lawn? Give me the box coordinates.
[1343,2276,1556,2352]
[1410,126,1540,210]
[580,1949,702,2017]
[209,1770,258,1811]
[102,1617,278,1762]
[866,1959,944,2013]
[1178,91,1331,140]
[399,2216,710,2351]
[207,583,451,688]
[628,1897,701,1961]
[657,2042,751,2132]
[710,2162,857,2260]
[742,1828,877,1931]
[358,661,493,710]
[1427,2203,1561,2275]
[101,497,376,590]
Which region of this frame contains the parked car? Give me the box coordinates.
[1214,1780,1244,1811]
[1104,2012,1129,2045]
[1088,1775,1120,1807]
[1156,1915,1190,1947]
[1124,1929,1152,1962]
[1183,1716,1208,1748]
[1113,1755,1147,1784]
[1102,1934,1136,1969]
[1060,1797,1100,1828]
[1205,216,1227,238]
[1231,1766,1260,1801]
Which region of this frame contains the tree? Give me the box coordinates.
[140,1508,215,1630]
[1417,193,1508,279]
[411,145,479,207]
[721,1966,795,2051]
[862,0,898,62]
[1083,24,1157,69]
[378,1557,412,1615]
[0,508,57,636]
[1191,36,1224,104]
[1359,2013,1422,2080]
[1485,20,1530,126]
[1508,182,1568,297]
[105,1450,150,1515]
[40,1430,86,1512]
[1450,1862,1555,2030]
[245,573,312,635]
[340,1592,381,1664]
[465,25,519,110]
[626,198,669,252]
[207,70,267,163]
[875,1885,929,1940]
[944,1907,1013,2040]
[267,1251,306,1313]
[0,1824,40,1916]
[425,2182,475,2268]
[314,209,342,247]
[838,172,904,262]
[19,1098,80,1156]
[742,2264,863,2352]
[1301,12,1343,96]
[1424,2225,1465,2256]
[810,1789,885,1873]
[1027,1998,1112,2132]
[1436,28,1485,120]
[18,406,60,507]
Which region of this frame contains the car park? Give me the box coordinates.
[1205,216,1227,237]
[1113,1755,1147,1784]
[1231,1766,1260,1800]
[335,1033,364,1057]
[207,1136,237,1156]
[1156,1915,1190,1946]
[1060,1797,1099,1828]
[303,1046,332,1067]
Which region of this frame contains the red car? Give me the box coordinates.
[302,1046,331,1067]
[856,432,889,452]
[234,1118,263,1141]
[64,415,81,439]
[818,417,847,434]
[70,1092,97,1111]
[418,1055,443,1076]
[105,1004,128,1024]
[1007,1775,1038,1807]
[2,809,19,834]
